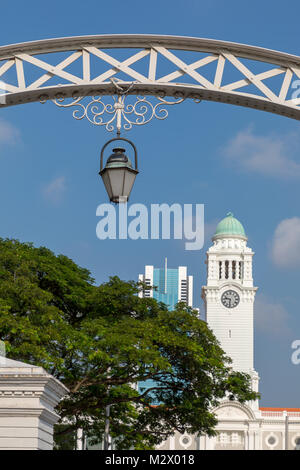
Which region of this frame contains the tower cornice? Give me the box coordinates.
[212,234,248,242]
[202,284,258,292]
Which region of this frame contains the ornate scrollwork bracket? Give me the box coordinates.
[45,80,201,135]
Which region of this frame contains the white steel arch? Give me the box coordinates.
[1,34,300,120]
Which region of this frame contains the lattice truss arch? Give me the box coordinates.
[1,34,300,126]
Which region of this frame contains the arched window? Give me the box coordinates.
[239,261,243,279]
[232,261,236,279]
[225,261,229,279]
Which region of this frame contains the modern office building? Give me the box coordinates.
[138,259,196,401]
[138,258,194,310]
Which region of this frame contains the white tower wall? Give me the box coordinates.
[202,236,257,375]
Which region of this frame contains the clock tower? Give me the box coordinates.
[202,213,259,404]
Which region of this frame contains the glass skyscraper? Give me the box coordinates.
[138,259,196,402]
[138,258,193,310]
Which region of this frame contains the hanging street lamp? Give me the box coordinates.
[99,137,139,203]
[48,81,186,203]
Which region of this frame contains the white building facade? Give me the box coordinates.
[0,357,68,450]
[158,213,300,451]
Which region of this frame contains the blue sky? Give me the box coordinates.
[0,0,300,406]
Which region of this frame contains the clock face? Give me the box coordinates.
[221,290,240,309]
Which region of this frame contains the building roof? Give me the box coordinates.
[0,357,46,375]
[214,212,247,239]
[0,357,37,368]
[260,407,300,412]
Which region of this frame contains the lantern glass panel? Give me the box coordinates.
[123,170,137,199]
[101,170,113,200]
[108,168,126,200]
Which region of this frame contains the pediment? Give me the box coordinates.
[215,403,253,420]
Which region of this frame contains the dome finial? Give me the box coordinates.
[227,211,234,217]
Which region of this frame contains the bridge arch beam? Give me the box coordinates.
[1,34,300,120]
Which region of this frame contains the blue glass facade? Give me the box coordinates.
[139,265,181,403]
[152,267,179,310]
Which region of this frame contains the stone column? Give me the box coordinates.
[198,435,205,450]
[254,431,260,450]
[244,430,249,450]
[0,357,68,450]
[248,431,255,450]
[206,435,216,450]
[169,435,175,450]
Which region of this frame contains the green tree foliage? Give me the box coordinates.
[0,238,259,449]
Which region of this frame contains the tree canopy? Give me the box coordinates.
[0,238,259,449]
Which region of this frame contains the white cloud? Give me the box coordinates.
[0,118,19,146]
[255,294,291,338]
[42,176,66,204]
[223,127,300,179]
[271,217,300,268]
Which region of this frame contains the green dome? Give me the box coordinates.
[214,212,246,239]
